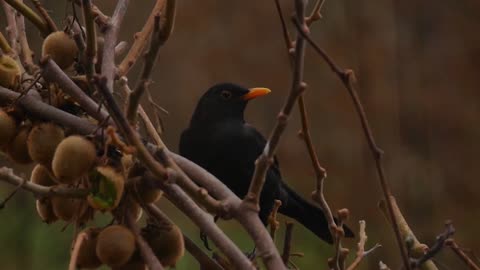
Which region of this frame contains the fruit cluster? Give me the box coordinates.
[0,29,183,269]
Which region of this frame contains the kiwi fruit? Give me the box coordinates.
[76,228,102,269]
[30,164,56,186]
[52,135,96,184]
[87,166,125,211]
[134,179,162,204]
[142,222,185,267]
[42,31,78,69]
[96,225,136,267]
[36,198,57,224]
[27,122,65,167]
[0,55,21,89]
[0,110,17,147]
[51,191,87,221]
[7,125,32,164]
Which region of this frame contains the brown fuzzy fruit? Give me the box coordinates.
[96,225,136,267]
[134,179,163,204]
[27,122,65,166]
[51,191,87,221]
[87,166,125,211]
[36,198,57,224]
[30,164,56,186]
[7,125,32,164]
[112,260,146,270]
[76,228,102,269]
[52,135,96,184]
[0,110,17,147]
[0,55,21,89]
[142,222,185,267]
[42,31,78,69]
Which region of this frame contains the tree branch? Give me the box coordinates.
[446,239,480,270]
[171,153,287,270]
[0,167,88,198]
[116,0,167,77]
[99,0,129,93]
[126,211,165,270]
[293,16,412,270]
[244,0,308,211]
[126,0,175,124]
[30,0,57,33]
[3,0,50,36]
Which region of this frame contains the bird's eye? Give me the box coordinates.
[220,90,232,100]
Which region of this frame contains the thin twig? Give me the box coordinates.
[273,0,336,243]
[126,211,165,270]
[40,58,110,121]
[126,0,176,124]
[0,175,25,209]
[81,0,97,84]
[116,0,167,77]
[99,0,129,93]
[446,239,480,270]
[379,196,436,269]
[30,0,57,32]
[68,232,87,270]
[305,0,325,26]
[293,16,411,270]
[346,220,382,270]
[160,182,255,270]
[0,167,88,198]
[268,199,282,241]
[410,222,455,269]
[244,0,308,210]
[0,32,13,54]
[15,1,36,73]
[4,0,50,36]
[171,154,287,270]
[1,0,18,54]
[281,222,294,264]
[0,85,97,134]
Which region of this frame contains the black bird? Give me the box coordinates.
[179,83,353,243]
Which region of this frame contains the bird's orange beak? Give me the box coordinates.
[242,87,271,101]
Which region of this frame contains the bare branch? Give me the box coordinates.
[410,222,455,269]
[100,0,130,93]
[268,199,282,240]
[281,221,294,264]
[0,167,88,198]
[126,0,176,124]
[0,85,96,134]
[293,16,412,270]
[171,153,287,270]
[160,182,255,270]
[3,0,50,36]
[81,0,97,83]
[68,232,87,270]
[346,220,381,270]
[116,0,167,77]
[40,58,110,122]
[1,0,18,54]
[15,1,36,73]
[126,212,165,270]
[244,0,308,211]
[446,239,480,270]
[30,0,57,32]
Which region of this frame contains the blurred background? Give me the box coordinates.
[1,0,480,269]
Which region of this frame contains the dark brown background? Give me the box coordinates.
[1,0,479,269]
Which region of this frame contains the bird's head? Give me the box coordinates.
[190,83,271,126]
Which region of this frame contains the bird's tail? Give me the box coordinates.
[278,184,354,244]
